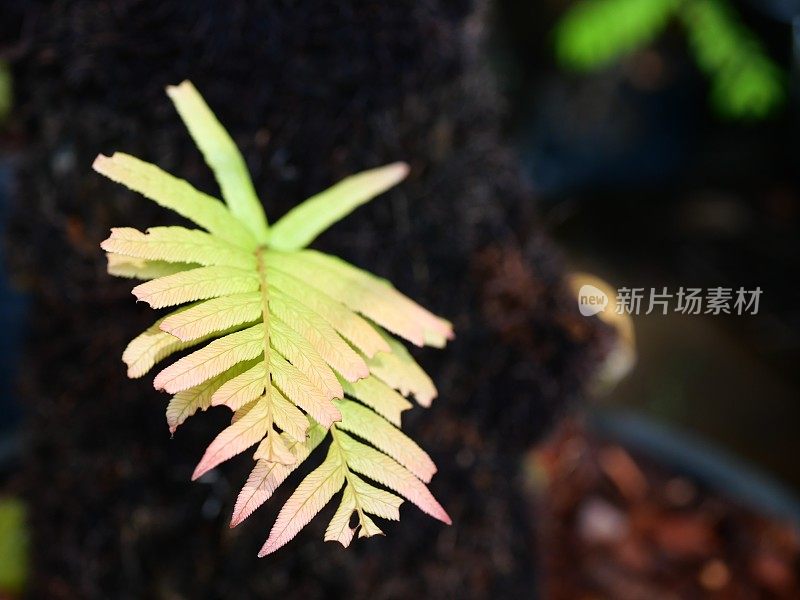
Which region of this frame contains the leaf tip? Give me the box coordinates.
[92,153,112,174]
[190,463,209,481]
[229,512,244,528]
[431,502,452,525]
[257,542,277,558]
[165,80,195,98]
[152,375,167,392]
[389,161,410,183]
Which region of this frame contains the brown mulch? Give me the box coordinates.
[531,418,800,599]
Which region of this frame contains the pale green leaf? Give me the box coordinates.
[269,162,409,251]
[101,226,256,270]
[192,395,271,480]
[335,429,450,524]
[335,399,436,483]
[270,313,343,399]
[211,361,266,411]
[166,81,269,241]
[132,266,258,309]
[268,271,388,358]
[216,365,270,412]
[339,375,412,427]
[272,388,310,442]
[267,251,423,346]
[253,431,296,465]
[166,359,259,433]
[93,152,257,249]
[259,444,346,556]
[268,250,452,347]
[348,471,403,521]
[160,292,261,341]
[367,330,438,407]
[231,422,326,527]
[270,353,341,428]
[325,450,403,547]
[230,397,258,425]
[270,294,365,384]
[106,253,198,280]
[154,325,263,394]
[325,483,358,547]
[298,250,453,344]
[357,513,383,539]
[122,309,203,378]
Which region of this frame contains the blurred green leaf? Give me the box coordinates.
[0,62,11,125]
[555,0,679,71]
[554,0,785,119]
[680,0,784,119]
[0,498,28,595]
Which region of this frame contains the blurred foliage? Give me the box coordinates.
[0,498,28,595]
[555,0,679,70]
[555,0,785,119]
[681,0,784,118]
[0,62,11,125]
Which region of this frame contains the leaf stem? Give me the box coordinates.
[331,427,366,524]
[256,246,272,407]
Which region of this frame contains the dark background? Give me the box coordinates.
[0,0,798,598]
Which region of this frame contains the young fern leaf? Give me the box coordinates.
[97,80,452,556]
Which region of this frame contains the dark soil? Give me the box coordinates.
[0,1,603,598]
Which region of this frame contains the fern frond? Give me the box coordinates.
[98,80,451,556]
